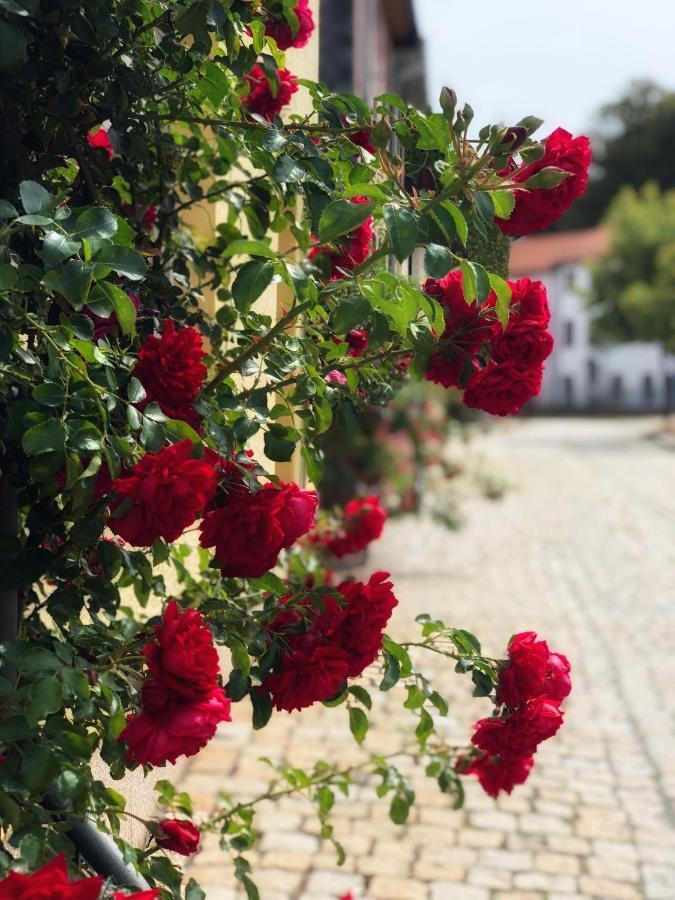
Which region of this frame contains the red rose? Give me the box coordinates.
[143,600,220,701]
[333,571,398,676]
[509,278,551,326]
[264,0,314,50]
[492,318,553,368]
[87,125,114,160]
[326,496,387,558]
[463,753,533,798]
[423,270,497,388]
[308,197,374,280]
[263,644,349,712]
[346,328,369,357]
[142,205,158,231]
[472,696,564,759]
[325,369,347,386]
[110,440,217,546]
[155,818,201,855]
[120,681,231,766]
[496,128,591,236]
[242,64,298,121]
[463,360,543,416]
[114,892,160,899]
[498,631,572,707]
[0,854,103,900]
[199,481,317,578]
[133,320,206,429]
[350,128,376,155]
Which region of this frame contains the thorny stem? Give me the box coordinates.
[157,114,371,135]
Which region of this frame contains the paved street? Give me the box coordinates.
[181,417,675,900]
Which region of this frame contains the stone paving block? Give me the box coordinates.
[519,814,572,836]
[368,876,429,899]
[587,855,639,882]
[429,884,489,900]
[641,864,675,898]
[467,867,513,889]
[478,849,534,872]
[514,873,577,893]
[458,827,505,848]
[533,852,580,875]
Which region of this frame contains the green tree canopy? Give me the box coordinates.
[590,182,675,350]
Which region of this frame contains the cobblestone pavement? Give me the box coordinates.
[181,417,675,900]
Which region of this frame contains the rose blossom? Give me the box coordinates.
[113,892,160,899]
[325,369,347,386]
[262,644,349,712]
[242,64,298,121]
[510,277,551,327]
[496,128,591,236]
[87,125,114,159]
[155,818,201,855]
[119,680,231,766]
[463,753,534,797]
[264,0,314,50]
[492,317,553,368]
[143,600,220,701]
[463,359,543,416]
[346,328,369,357]
[133,320,207,429]
[199,481,317,578]
[498,631,572,708]
[110,439,217,546]
[333,571,398,676]
[0,854,103,899]
[326,496,387,558]
[472,696,564,759]
[308,196,374,280]
[423,270,498,388]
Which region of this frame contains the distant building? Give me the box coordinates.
[319,0,427,107]
[511,228,675,411]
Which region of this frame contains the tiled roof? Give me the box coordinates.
[509,227,609,277]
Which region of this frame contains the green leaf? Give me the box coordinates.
[0,200,17,219]
[98,282,137,336]
[42,231,80,269]
[440,200,468,245]
[264,425,296,462]
[60,260,93,309]
[488,273,512,328]
[383,203,418,262]
[489,190,516,220]
[92,244,146,280]
[333,297,370,333]
[379,651,401,691]
[164,418,201,444]
[223,239,277,260]
[423,244,455,279]
[319,199,374,243]
[0,264,18,290]
[72,207,118,241]
[127,377,146,404]
[22,420,66,455]
[33,383,65,407]
[348,685,372,710]
[0,19,28,74]
[27,678,64,724]
[232,260,275,310]
[19,180,53,215]
[348,706,369,744]
[251,690,272,730]
[389,794,411,824]
[272,155,307,184]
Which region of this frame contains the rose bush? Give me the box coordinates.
[0,0,586,895]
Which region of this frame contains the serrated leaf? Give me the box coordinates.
[92,244,146,280]
[319,199,374,243]
[232,260,275,310]
[22,419,66,455]
[72,207,118,241]
[488,273,512,328]
[383,203,417,262]
[489,190,516,220]
[42,231,80,269]
[423,243,455,279]
[19,180,53,214]
[98,282,137,336]
[440,200,468,245]
[348,706,369,744]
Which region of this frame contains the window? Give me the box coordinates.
[643,374,655,403]
[587,359,597,385]
[563,376,574,406]
[564,321,575,346]
[611,375,623,402]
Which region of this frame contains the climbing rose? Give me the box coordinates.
[143,600,220,701]
[133,320,206,429]
[492,317,553,368]
[264,0,314,50]
[325,369,347,386]
[87,125,114,159]
[350,127,376,155]
[263,572,397,710]
[423,270,497,388]
[510,278,551,326]
[120,680,231,766]
[155,819,201,855]
[110,439,217,546]
[326,496,387,558]
[308,196,373,280]
[346,328,369,357]
[199,482,317,578]
[463,753,534,798]
[0,854,103,899]
[498,631,571,708]
[463,360,543,416]
[496,128,591,236]
[242,64,298,121]
[472,696,564,759]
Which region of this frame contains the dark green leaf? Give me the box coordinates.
[22,420,66,455]
[383,203,417,262]
[19,180,53,215]
[98,282,137,336]
[42,232,80,269]
[232,260,275,310]
[264,426,296,462]
[348,706,369,744]
[0,200,17,219]
[319,199,374,243]
[32,383,65,407]
[0,19,27,74]
[72,207,118,241]
[424,244,455,279]
[92,245,146,280]
[0,264,18,290]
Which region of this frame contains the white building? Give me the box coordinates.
[510,228,675,411]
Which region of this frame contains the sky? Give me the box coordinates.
[413,0,675,137]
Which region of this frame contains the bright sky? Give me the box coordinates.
[413,0,675,137]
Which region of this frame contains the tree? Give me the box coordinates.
[590,183,675,351]
[0,1,578,895]
[564,80,675,228]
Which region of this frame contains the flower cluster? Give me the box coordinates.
[133,320,207,429]
[497,128,591,236]
[262,572,398,711]
[242,64,298,121]
[324,496,387,559]
[120,600,231,766]
[308,196,374,280]
[424,272,554,416]
[0,854,159,899]
[464,632,571,797]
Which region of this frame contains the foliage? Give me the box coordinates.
[590,182,675,350]
[0,0,576,895]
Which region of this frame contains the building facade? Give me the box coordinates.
[510,229,675,412]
